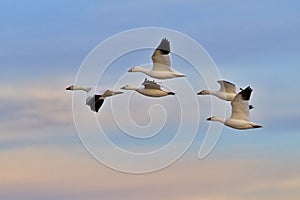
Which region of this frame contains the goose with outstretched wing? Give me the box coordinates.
[206,86,262,130]
[128,38,185,79]
[66,85,123,112]
[121,78,175,97]
[198,80,254,109]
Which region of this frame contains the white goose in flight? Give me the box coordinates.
[121,78,175,97]
[198,80,254,109]
[207,86,262,130]
[66,85,123,112]
[128,38,185,79]
[198,80,238,101]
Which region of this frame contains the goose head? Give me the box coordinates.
[206,116,225,123]
[206,116,213,121]
[128,66,144,72]
[197,90,210,95]
[65,85,91,92]
[121,84,137,90]
[66,85,74,90]
[207,116,224,122]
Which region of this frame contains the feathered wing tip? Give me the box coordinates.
[87,95,104,113]
[142,78,162,90]
[94,98,104,112]
[252,124,263,128]
[167,92,175,95]
[217,80,235,87]
[217,80,236,93]
[239,86,253,101]
[142,78,157,85]
[156,38,170,54]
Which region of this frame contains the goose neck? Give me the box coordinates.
[74,86,91,92]
[209,116,225,124]
[122,85,138,91]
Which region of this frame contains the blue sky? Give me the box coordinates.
[1,0,300,199]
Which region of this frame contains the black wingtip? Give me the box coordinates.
[252,124,263,128]
[176,74,185,78]
[168,92,175,95]
[157,38,170,54]
[86,95,104,113]
[239,86,252,100]
[249,105,255,110]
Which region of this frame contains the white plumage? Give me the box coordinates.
[128,38,185,79]
[198,80,254,109]
[121,78,175,97]
[207,86,262,130]
[66,85,123,112]
[198,80,237,101]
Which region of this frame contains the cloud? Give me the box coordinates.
[0,79,73,132]
[1,144,300,200]
[0,77,77,153]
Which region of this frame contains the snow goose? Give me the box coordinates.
[121,78,175,97]
[198,80,254,109]
[66,85,123,112]
[206,86,262,130]
[128,38,185,79]
[198,80,237,101]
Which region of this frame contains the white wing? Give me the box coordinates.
[217,80,236,93]
[230,86,252,121]
[152,56,172,71]
[151,38,172,71]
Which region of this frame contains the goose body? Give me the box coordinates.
[128,38,185,79]
[121,78,175,97]
[207,86,262,130]
[66,85,123,112]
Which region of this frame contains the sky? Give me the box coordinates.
[1,0,300,199]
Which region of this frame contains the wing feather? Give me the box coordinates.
[151,38,172,71]
[94,98,104,112]
[217,80,236,93]
[142,78,161,90]
[86,95,104,112]
[230,86,252,121]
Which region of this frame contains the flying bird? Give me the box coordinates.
[66,85,123,112]
[121,78,175,97]
[206,86,262,130]
[198,80,254,109]
[198,80,237,101]
[128,38,185,79]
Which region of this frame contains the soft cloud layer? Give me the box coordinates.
[1,75,299,199]
[1,145,299,200]
[0,79,73,133]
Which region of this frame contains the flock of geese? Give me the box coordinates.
[66,38,262,130]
